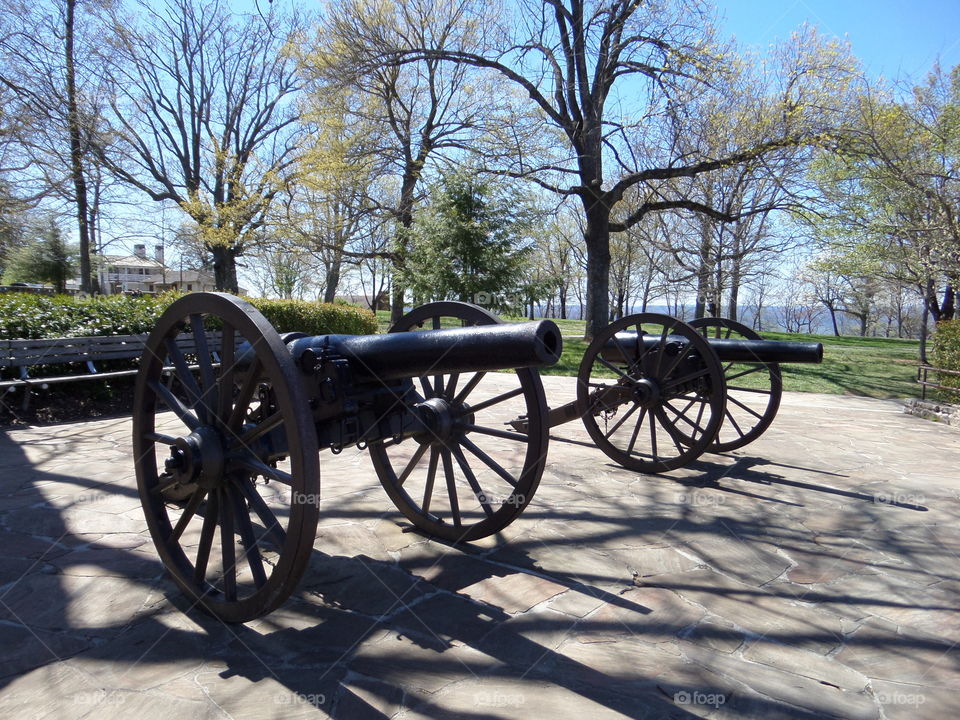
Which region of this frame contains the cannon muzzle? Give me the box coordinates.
[287,320,563,382]
[602,331,822,365]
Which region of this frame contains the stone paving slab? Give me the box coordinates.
[0,374,958,719]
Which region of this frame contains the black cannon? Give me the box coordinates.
[511,313,823,473]
[133,293,561,621]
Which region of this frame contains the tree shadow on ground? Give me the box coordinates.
[0,423,957,719]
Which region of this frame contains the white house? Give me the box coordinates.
[95,244,217,294]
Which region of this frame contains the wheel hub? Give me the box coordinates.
[413,397,455,444]
[166,426,226,489]
[631,377,661,408]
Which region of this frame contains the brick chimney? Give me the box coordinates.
[154,244,164,266]
[134,244,146,259]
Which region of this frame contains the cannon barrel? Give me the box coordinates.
[287,319,563,382]
[602,331,822,364]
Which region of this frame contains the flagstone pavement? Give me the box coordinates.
[0,374,958,719]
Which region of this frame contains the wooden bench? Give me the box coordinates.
[0,331,223,409]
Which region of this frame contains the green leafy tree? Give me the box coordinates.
[3,218,77,292]
[808,64,960,356]
[405,173,532,312]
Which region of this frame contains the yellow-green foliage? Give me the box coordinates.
[245,297,377,336]
[932,319,960,395]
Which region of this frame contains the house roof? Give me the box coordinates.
[101,254,165,269]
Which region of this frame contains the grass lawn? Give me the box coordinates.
[375,310,923,400]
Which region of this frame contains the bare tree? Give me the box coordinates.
[358,2,856,336]
[0,0,113,291]
[306,0,510,321]
[93,0,305,292]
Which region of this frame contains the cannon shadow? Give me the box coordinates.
[0,415,957,718]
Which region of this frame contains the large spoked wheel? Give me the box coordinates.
[369,301,549,543]
[577,313,726,473]
[690,317,782,453]
[133,293,319,622]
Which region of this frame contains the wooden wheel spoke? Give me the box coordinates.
[421,447,439,514]
[398,443,430,487]
[440,449,461,528]
[231,487,267,589]
[170,487,208,542]
[193,489,219,585]
[726,384,773,395]
[228,357,263,432]
[725,365,766,382]
[219,487,238,602]
[627,406,647,455]
[659,341,694,380]
[444,372,460,400]
[663,366,711,391]
[595,355,631,380]
[604,401,640,439]
[649,410,659,462]
[460,386,525,415]
[453,372,486,404]
[217,323,236,424]
[724,408,747,438]
[655,407,688,456]
[727,394,765,420]
[460,435,518,489]
[236,478,286,549]
[653,324,675,376]
[663,400,709,438]
[231,411,283,451]
[463,424,530,443]
[418,376,437,398]
[190,315,217,391]
[232,455,294,486]
[145,431,177,445]
[451,445,494,518]
[164,338,203,408]
[149,379,200,431]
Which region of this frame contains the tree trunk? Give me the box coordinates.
[65,0,92,293]
[323,258,341,303]
[727,260,741,322]
[919,301,930,364]
[211,245,238,293]
[582,199,611,339]
[941,283,955,321]
[827,304,840,336]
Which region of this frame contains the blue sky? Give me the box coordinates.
[717,0,960,81]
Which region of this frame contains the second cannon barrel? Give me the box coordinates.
[602,331,823,365]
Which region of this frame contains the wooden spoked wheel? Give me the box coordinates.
[133,293,319,622]
[369,301,549,542]
[690,317,782,453]
[577,313,726,473]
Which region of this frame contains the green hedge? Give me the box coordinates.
[0,292,378,340]
[0,293,172,339]
[932,319,960,396]
[245,297,377,336]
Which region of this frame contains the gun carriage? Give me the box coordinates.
[509,313,823,473]
[133,293,561,622]
[133,295,819,622]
